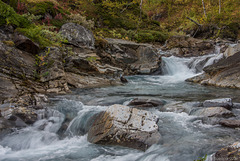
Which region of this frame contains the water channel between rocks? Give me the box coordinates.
[1,51,240,161]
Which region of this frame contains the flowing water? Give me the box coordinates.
[1,51,240,161]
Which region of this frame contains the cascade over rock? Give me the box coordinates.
[87,104,161,151]
[187,49,240,89]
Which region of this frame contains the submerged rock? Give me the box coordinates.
[203,98,233,110]
[214,142,240,161]
[87,104,161,151]
[160,101,196,114]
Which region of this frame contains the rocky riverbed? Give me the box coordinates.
[0,23,240,160]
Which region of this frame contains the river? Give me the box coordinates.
[1,51,240,161]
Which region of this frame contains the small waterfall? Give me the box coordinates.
[161,47,224,81]
[0,109,64,151]
[65,105,107,137]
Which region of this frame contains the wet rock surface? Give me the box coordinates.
[187,47,240,89]
[214,142,240,161]
[87,104,161,151]
[127,98,165,108]
[203,98,233,110]
[190,107,234,118]
[220,120,240,128]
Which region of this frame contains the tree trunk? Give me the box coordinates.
[137,0,143,30]
[202,0,207,18]
[140,0,143,19]
[219,0,221,14]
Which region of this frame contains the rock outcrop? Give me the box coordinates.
[162,36,215,57]
[96,38,161,75]
[0,24,124,128]
[87,104,161,151]
[187,46,240,89]
[14,34,39,55]
[60,23,95,49]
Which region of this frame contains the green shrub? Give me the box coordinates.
[27,1,70,17]
[0,0,30,27]
[1,0,18,10]
[17,25,67,48]
[134,30,168,43]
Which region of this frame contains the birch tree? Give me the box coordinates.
[202,0,207,18]
[219,0,221,14]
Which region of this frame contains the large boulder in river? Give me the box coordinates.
[60,23,95,49]
[163,36,215,57]
[187,50,240,89]
[87,104,161,151]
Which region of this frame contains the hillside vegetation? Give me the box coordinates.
[0,0,239,48]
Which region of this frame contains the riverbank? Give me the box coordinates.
[1,19,240,161]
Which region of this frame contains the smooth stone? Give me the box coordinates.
[87,104,161,151]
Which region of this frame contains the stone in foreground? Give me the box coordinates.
[214,142,240,161]
[87,104,161,151]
